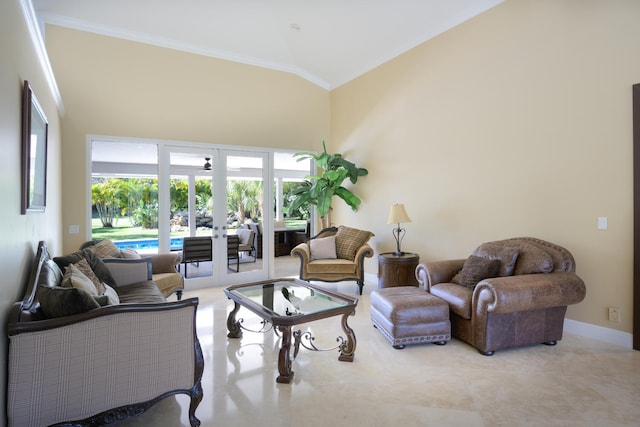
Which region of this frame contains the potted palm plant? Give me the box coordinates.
[286,141,368,229]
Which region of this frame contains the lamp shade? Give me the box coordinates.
[387,203,411,224]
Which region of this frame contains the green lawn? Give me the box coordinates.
[91,218,308,241]
[91,219,162,240]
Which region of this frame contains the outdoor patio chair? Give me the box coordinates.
[236,228,256,261]
[227,234,240,272]
[182,236,212,278]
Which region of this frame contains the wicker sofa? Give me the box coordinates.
[6,241,204,427]
[416,237,586,355]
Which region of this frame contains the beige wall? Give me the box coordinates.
[330,0,640,332]
[1,0,635,422]
[32,0,640,336]
[0,0,63,422]
[43,25,331,253]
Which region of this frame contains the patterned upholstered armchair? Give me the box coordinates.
[290,226,374,295]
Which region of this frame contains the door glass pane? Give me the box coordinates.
[274,151,312,278]
[226,154,264,275]
[91,141,159,253]
[170,151,214,279]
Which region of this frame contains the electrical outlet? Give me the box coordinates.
[608,306,620,322]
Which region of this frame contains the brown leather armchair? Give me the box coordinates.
[416,237,586,355]
[291,226,374,295]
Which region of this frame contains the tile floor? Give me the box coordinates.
[116,278,640,427]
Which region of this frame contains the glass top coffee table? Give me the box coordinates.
[224,278,358,384]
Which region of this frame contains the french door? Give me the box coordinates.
[161,146,271,288]
[90,136,312,290]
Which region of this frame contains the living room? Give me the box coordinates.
[2,0,639,425]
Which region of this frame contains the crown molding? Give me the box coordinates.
[20,0,64,115]
[37,12,332,91]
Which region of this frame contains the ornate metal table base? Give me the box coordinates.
[226,302,356,384]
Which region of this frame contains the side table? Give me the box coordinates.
[377,252,420,289]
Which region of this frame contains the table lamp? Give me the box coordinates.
[387,203,411,256]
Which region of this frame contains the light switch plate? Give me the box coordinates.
[597,217,608,230]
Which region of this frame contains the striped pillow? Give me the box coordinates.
[88,239,121,258]
[335,226,374,261]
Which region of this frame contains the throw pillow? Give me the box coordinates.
[87,239,121,258]
[93,295,110,307]
[236,229,251,245]
[103,284,121,305]
[36,285,100,318]
[73,258,106,295]
[513,242,554,275]
[335,226,374,261]
[102,258,152,287]
[452,255,501,289]
[120,248,142,259]
[54,249,117,288]
[61,263,100,295]
[473,243,520,277]
[310,235,337,260]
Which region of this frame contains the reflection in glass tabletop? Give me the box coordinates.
[226,280,351,317]
[224,278,358,383]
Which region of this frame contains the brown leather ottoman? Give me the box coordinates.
[370,287,451,349]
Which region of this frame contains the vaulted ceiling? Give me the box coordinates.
[32,0,503,90]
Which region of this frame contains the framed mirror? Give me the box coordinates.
[21,80,48,214]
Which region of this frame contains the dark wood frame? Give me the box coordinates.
[8,241,204,426]
[633,83,640,350]
[224,278,358,383]
[21,80,48,214]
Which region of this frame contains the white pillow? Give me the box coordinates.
[310,235,337,260]
[102,258,152,287]
[61,263,99,295]
[236,229,251,244]
[103,284,121,305]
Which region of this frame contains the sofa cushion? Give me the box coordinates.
[473,243,520,277]
[72,258,106,294]
[452,255,500,289]
[513,242,554,275]
[116,281,166,303]
[54,249,117,288]
[36,285,100,318]
[430,283,473,319]
[335,226,373,261]
[310,235,337,260]
[61,263,100,296]
[306,259,356,274]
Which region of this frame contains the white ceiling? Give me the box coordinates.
[32,0,503,90]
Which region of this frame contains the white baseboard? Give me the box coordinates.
[300,273,635,351]
[564,318,633,349]
[365,272,378,287]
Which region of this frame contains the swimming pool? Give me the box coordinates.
[113,238,184,252]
